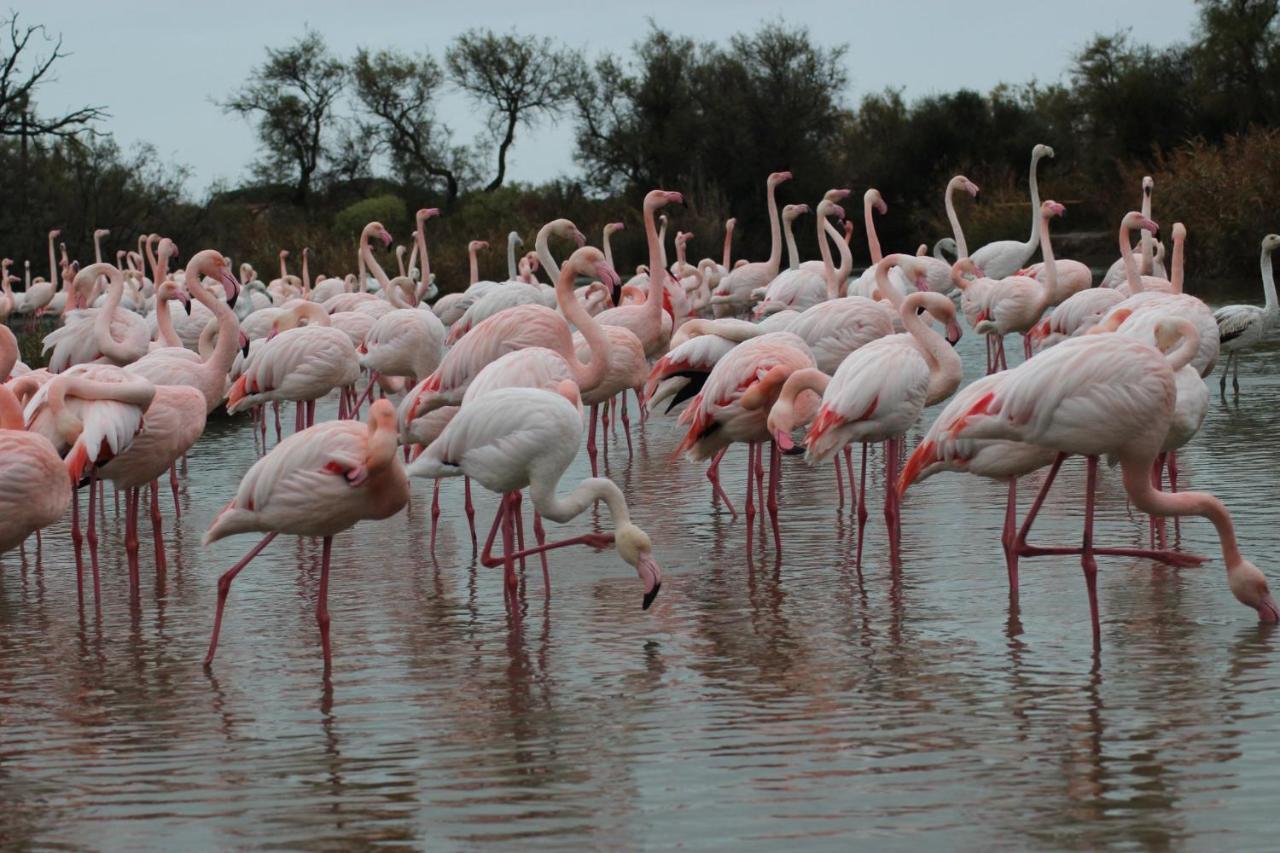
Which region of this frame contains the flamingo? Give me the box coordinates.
[22,229,60,317]
[904,319,1278,638]
[203,399,409,668]
[43,263,150,373]
[408,386,663,610]
[595,191,684,358]
[226,301,361,429]
[969,144,1054,278]
[0,383,71,555]
[359,306,446,387]
[1213,233,1280,395]
[786,263,961,563]
[1101,176,1165,288]
[711,171,792,316]
[754,204,828,317]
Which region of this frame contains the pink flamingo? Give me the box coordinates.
[42,263,150,372]
[905,318,1277,639]
[203,399,409,669]
[408,386,663,609]
[595,190,684,357]
[711,172,792,316]
[0,383,71,555]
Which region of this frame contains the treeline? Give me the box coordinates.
[2,2,1279,289]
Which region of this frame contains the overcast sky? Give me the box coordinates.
[28,1,1199,194]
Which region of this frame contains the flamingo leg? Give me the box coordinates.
[1219,354,1230,395]
[706,447,736,515]
[87,471,100,603]
[273,401,282,443]
[464,478,477,549]
[1169,450,1181,539]
[636,387,647,424]
[430,480,441,552]
[844,447,856,517]
[480,493,507,565]
[150,480,167,576]
[767,440,782,558]
[884,438,901,559]
[587,405,599,476]
[483,529,615,566]
[204,532,278,666]
[601,399,610,458]
[856,444,868,569]
[98,480,105,526]
[307,399,316,428]
[71,486,84,604]
[513,490,527,573]
[620,394,633,457]
[1023,333,1032,361]
[754,442,765,528]
[169,463,181,518]
[294,401,304,434]
[1082,455,1101,644]
[317,536,333,668]
[1232,354,1240,395]
[1003,478,1019,595]
[834,455,845,509]
[532,511,549,590]
[501,492,517,596]
[744,443,756,552]
[125,487,140,588]
[338,388,347,420]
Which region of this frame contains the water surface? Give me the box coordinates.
[2,312,1280,849]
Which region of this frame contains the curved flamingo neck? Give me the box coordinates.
[874,255,908,312]
[1261,243,1277,315]
[86,265,134,362]
[864,193,883,263]
[416,217,433,296]
[360,231,393,295]
[1170,230,1186,294]
[1120,220,1145,294]
[47,233,58,283]
[301,251,311,295]
[468,245,481,285]
[643,201,666,319]
[155,291,181,348]
[1120,457,1242,568]
[1036,210,1058,309]
[0,383,23,429]
[185,257,241,371]
[536,221,571,282]
[765,180,784,274]
[507,232,520,280]
[722,220,735,269]
[1025,153,1045,246]
[603,229,615,269]
[1140,183,1154,275]
[772,367,830,434]
[783,213,800,271]
[817,212,839,299]
[945,180,969,258]
[555,261,608,394]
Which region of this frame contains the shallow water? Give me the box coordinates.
[3,313,1280,850]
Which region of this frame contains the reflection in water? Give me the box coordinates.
[0,324,1278,848]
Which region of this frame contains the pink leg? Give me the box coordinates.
[587,405,599,476]
[338,388,347,420]
[1002,479,1018,595]
[480,494,506,563]
[125,487,140,588]
[754,442,765,522]
[1169,450,1182,539]
[601,399,610,458]
[98,480,106,526]
[205,533,278,666]
[502,493,518,597]
[169,463,181,518]
[273,401,282,443]
[1023,334,1032,361]
[856,444,868,569]
[636,387,647,424]
[532,511,549,590]
[620,393,633,457]
[985,335,993,375]
[306,399,316,428]
[834,455,845,509]
[744,443,756,552]
[430,479,441,552]
[883,439,901,560]
[768,440,782,558]
[71,487,84,604]
[706,447,736,515]
[1082,456,1101,644]
[464,478,478,549]
[150,480,167,576]
[317,536,333,667]
[87,471,101,603]
[513,490,527,573]
[844,447,856,516]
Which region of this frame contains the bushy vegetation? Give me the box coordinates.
[2,2,1280,289]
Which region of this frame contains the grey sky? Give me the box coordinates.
[28,1,1199,194]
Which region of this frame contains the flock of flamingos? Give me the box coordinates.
[0,143,1278,669]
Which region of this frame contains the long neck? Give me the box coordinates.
[1120,221,1144,294]
[1140,188,1154,275]
[1025,154,1043,246]
[301,252,311,294]
[1120,457,1242,568]
[945,182,969,258]
[94,234,104,264]
[783,215,800,270]
[772,367,829,433]
[507,233,519,279]
[362,237,392,292]
[0,384,23,429]
[155,295,181,348]
[817,214,839,299]
[554,262,609,393]
[902,298,962,402]
[189,268,242,372]
[765,182,783,273]
[0,327,17,383]
[48,234,57,282]
[1171,232,1185,294]
[469,246,480,284]
[197,317,218,360]
[874,258,905,312]
[279,254,288,280]
[643,203,666,319]
[722,221,734,269]
[532,473,630,529]
[145,239,159,283]
[865,195,883,263]
[1262,247,1277,313]
[535,225,563,282]
[93,269,134,362]
[1037,212,1058,308]
[416,218,432,296]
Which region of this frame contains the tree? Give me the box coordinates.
[351,47,468,208]
[1192,0,1280,134]
[0,13,106,140]
[446,29,581,192]
[221,29,347,207]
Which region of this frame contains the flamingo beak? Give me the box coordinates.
[1258,592,1280,623]
[637,551,662,611]
[220,271,240,308]
[876,200,888,215]
[946,318,963,347]
[267,327,278,341]
[773,428,795,451]
[380,230,393,248]
[179,291,192,315]
[572,229,587,248]
[595,262,621,290]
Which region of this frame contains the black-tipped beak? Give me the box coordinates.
[782,443,805,456]
[242,340,251,358]
[183,299,193,316]
[643,582,661,611]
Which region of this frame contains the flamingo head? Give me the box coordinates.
[469,240,489,252]
[1142,175,1153,198]
[1263,234,1280,253]
[616,523,662,611]
[1033,143,1055,160]
[605,221,625,236]
[1042,200,1066,219]
[239,330,251,358]
[824,187,851,203]
[865,188,887,216]
[1228,559,1280,623]
[1122,211,1159,235]
[783,203,809,221]
[374,223,393,248]
[953,175,980,199]
[768,171,793,186]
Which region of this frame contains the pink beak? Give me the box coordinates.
[773,429,794,451]
[220,271,240,308]
[1259,592,1280,623]
[637,551,662,610]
